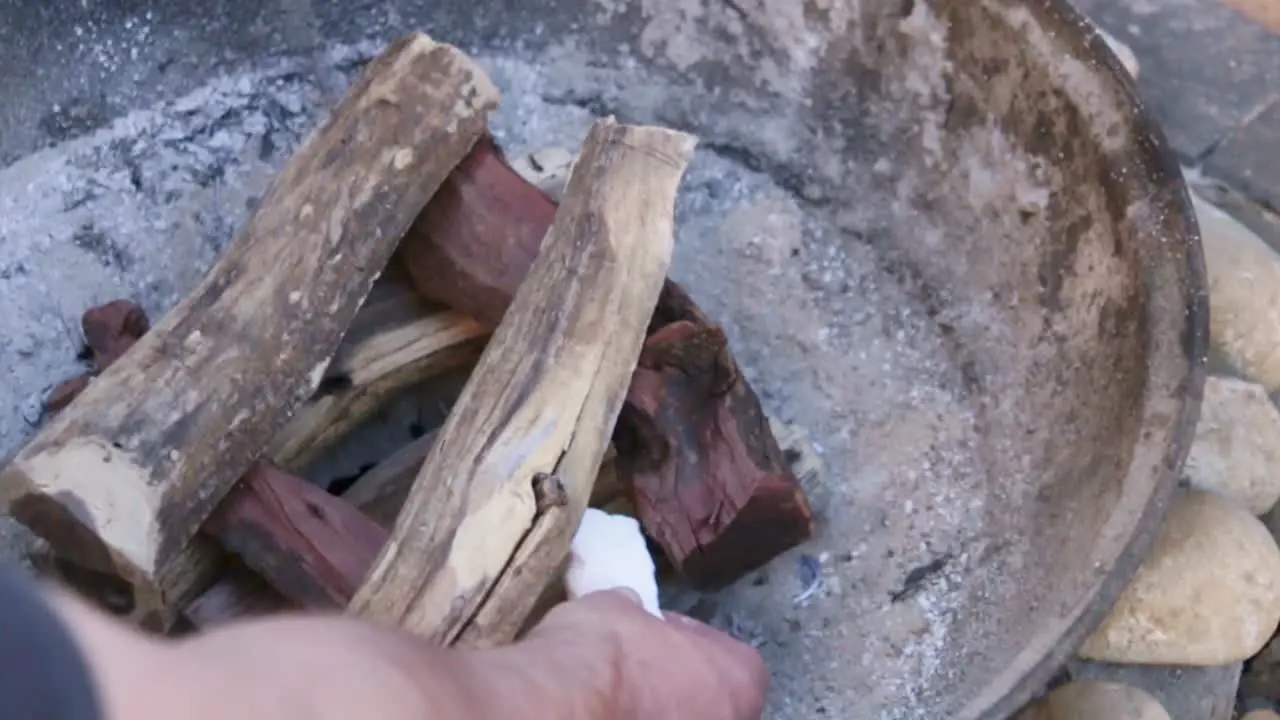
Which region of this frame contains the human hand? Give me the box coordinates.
[496,588,770,720]
[50,580,767,720]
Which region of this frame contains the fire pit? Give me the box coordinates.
[0,0,1205,718]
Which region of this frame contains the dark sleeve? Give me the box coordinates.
[0,563,102,720]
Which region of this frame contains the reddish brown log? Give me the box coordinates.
[44,375,91,416]
[43,300,150,417]
[83,299,150,368]
[399,134,556,327]
[204,461,387,609]
[398,136,815,589]
[621,285,815,588]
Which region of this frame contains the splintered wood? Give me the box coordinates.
[267,277,487,470]
[348,118,696,646]
[0,32,500,628]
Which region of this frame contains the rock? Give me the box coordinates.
[1017,681,1169,720]
[1193,191,1280,395]
[1079,488,1280,665]
[1184,376,1280,515]
[1068,660,1241,720]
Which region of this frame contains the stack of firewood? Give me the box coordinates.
[0,32,814,645]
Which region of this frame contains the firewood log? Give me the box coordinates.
[267,280,487,470]
[203,461,387,609]
[398,132,815,591]
[184,433,626,626]
[0,32,500,630]
[344,431,623,526]
[349,118,696,647]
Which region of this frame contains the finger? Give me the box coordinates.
[528,586,647,639]
[663,612,771,702]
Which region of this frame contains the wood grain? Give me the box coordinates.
[344,430,623,527]
[204,462,387,609]
[348,118,696,647]
[0,32,500,629]
[183,432,625,628]
[268,280,487,470]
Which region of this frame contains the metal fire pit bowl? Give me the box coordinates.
[0,0,1206,718]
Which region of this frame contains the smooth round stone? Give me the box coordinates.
[1017,681,1169,720]
[1078,488,1280,665]
[1185,376,1280,515]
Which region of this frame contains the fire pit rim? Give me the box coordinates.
[968,0,1209,717]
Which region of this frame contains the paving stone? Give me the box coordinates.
[1188,172,1280,256]
[1072,0,1280,161]
[1203,98,1280,213]
[1067,660,1241,720]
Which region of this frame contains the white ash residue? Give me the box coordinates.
[0,6,1055,716]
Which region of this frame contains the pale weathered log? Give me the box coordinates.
[37,280,488,623]
[0,32,500,630]
[399,132,815,592]
[182,436,626,628]
[268,279,488,470]
[345,431,622,527]
[348,118,696,647]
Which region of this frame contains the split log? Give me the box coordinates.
[398,132,815,590]
[0,32,501,629]
[267,279,487,470]
[344,430,624,526]
[45,280,487,469]
[82,300,151,368]
[41,287,487,622]
[349,118,696,646]
[620,284,814,587]
[36,286,481,625]
[185,433,626,627]
[203,461,387,609]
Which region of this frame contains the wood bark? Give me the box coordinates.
[349,119,695,647]
[0,32,500,629]
[399,131,815,591]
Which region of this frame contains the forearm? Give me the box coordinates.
[51,589,606,720]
